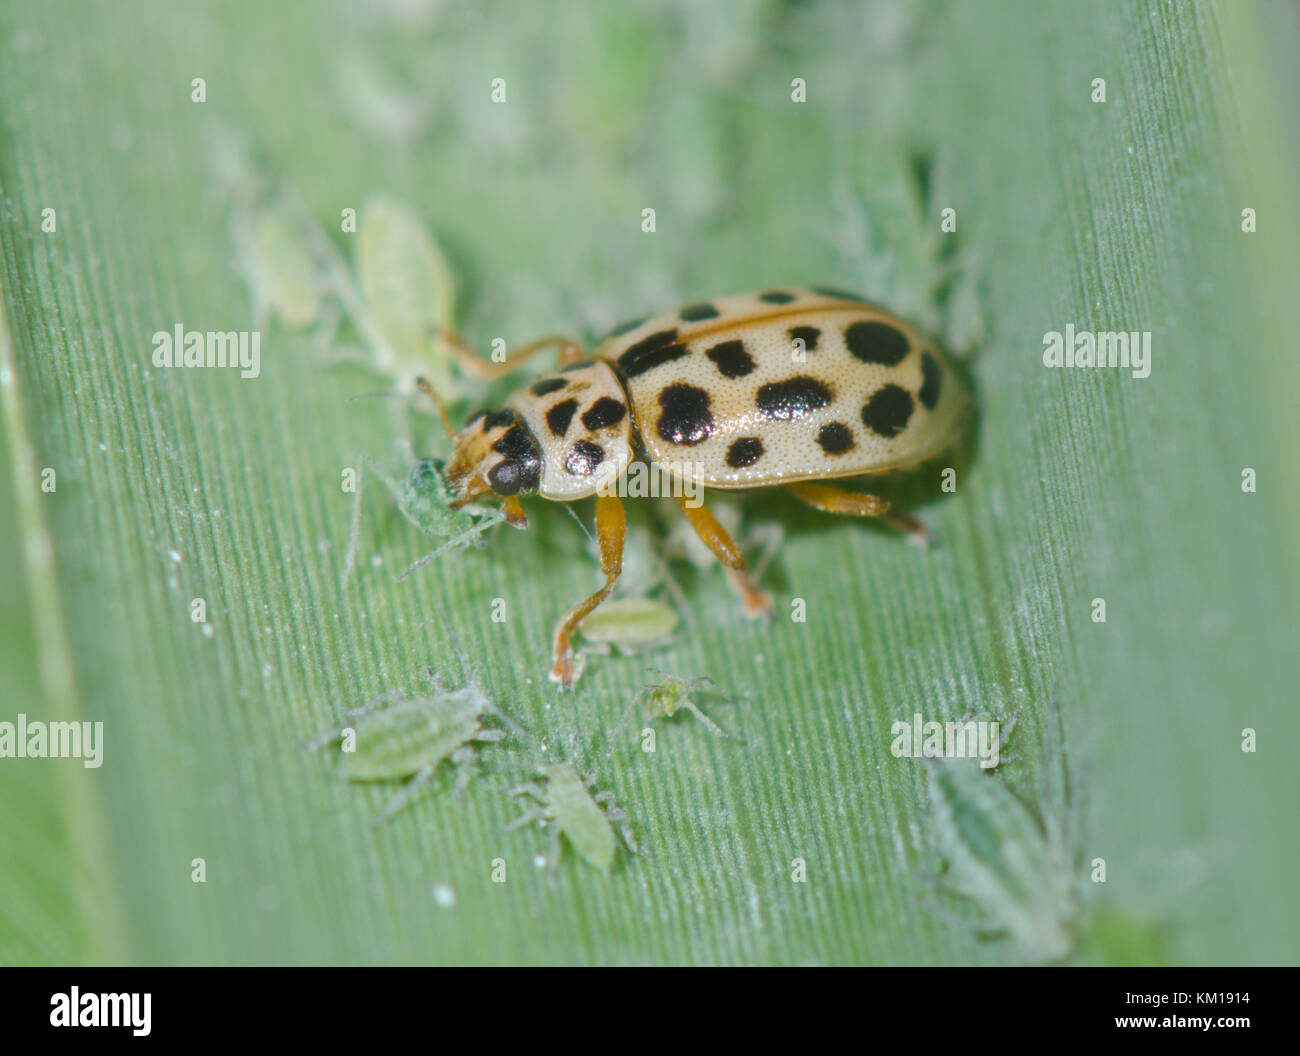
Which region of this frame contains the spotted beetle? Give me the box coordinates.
[423,287,967,689]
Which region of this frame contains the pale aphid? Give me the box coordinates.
[308,599,516,826]
[506,762,639,873]
[577,597,680,651]
[341,455,506,587]
[230,201,334,330]
[613,669,733,741]
[354,195,463,397]
[211,125,386,354]
[923,705,1083,962]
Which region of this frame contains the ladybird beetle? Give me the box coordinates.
[422,287,967,689]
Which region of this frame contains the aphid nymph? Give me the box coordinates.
[506,761,638,873]
[614,669,733,740]
[309,600,515,826]
[923,709,1081,962]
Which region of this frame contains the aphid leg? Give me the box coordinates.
[682,699,729,738]
[372,762,438,827]
[433,329,585,380]
[471,728,507,745]
[673,496,774,618]
[547,824,562,871]
[550,494,627,690]
[503,805,549,832]
[607,691,647,753]
[785,481,932,545]
[506,782,548,805]
[450,745,475,798]
[341,452,367,589]
[596,799,642,855]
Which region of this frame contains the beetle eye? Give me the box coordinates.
[488,460,522,496]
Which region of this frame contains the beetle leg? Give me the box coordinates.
[785,481,931,543]
[433,329,585,380]
[500,494,528,529]
[550,494,626,690]
[673,496,774,618]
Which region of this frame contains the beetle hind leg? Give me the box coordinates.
[785,481,931,545]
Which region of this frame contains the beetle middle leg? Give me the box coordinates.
[785,480,930,542]
[550,494,627,690]
[673,495,774,618]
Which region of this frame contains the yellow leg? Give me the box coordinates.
[675,496,773,618]
[675,494,745,568]
[551,494,626,690]
[786,481,930,541]
[436,329,585,380]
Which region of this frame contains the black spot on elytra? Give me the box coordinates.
[812,286,868,302]
[788,325,820,352]
[545,398,578,437]
[530,376,567,397]
[657,384,715,446]
[464,408,516,431]
[617,328,687,378]
[581,396,626,430]
[705,339,756,378]
[756,376,833,421]
[758,290,796,304]
[680,302,719,322]
[919,351,942,410]
[816,422,855,455]
[726,437,764,469]
[603,317,645,340]
[564,439,605,477]
[861,384,914,438]
[845,320,909,366]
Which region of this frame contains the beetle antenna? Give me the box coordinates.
[416,376,456,440]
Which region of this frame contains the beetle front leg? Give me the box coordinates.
[550,494,626,690]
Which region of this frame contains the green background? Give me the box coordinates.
[1,0,1297,965]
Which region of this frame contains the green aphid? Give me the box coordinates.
[342,456,505,587]
[924,731,1080,963]
[355,196,458,391]
[578,597,680,650]
[615,669,733,740]
[395,457,480,540]
[309,602,516,826]
[231,199,335,330]
[506,762,638,873]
